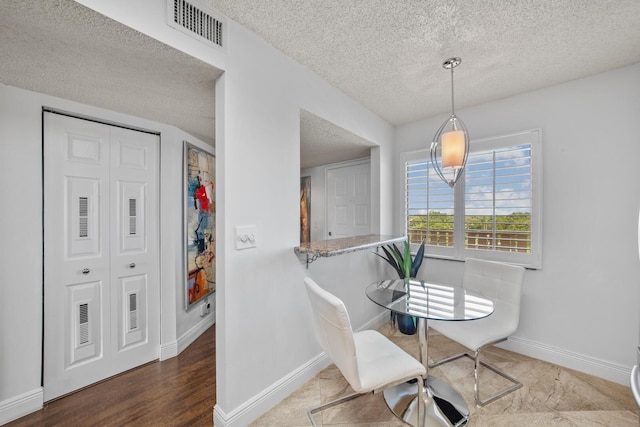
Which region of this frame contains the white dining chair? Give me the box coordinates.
[429,258,525,406]
[304,277,426,426]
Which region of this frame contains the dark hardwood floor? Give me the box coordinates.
[8,325,215,427]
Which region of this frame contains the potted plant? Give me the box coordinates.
[374,239,425,335]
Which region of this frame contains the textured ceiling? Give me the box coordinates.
[209,0,640,125]
[0,0,221,146]
[2,1,640,166]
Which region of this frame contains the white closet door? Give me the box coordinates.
[109,126,159,372]
[326,162,371,239]
[43,113,159,401]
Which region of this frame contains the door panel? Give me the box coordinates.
[354,204,369,227]
[44,112,159,401]
[118,273,148,350]
[67,281,103,366]
[117,181,147,253]
[66,177,102,257]
[326,162,371,238]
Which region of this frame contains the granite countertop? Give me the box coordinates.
[295,234,405,258]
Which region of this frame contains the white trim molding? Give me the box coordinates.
[160,340,179,361]
[212,311,388,427]
[178,313,216,355]
[0,388,43,425]
[360,309,390,332]
[213,353,330,427]
[215,317,634,427]
[501,335,632,386]
[160,312,215,361]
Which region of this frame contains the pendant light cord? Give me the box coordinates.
[450,66,455,116]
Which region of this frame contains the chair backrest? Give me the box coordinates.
[304,277,361,389]
[463,258,525,308]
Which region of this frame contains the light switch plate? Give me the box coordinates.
[235,225,257,250]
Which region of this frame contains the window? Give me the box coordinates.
[402,129,542,268]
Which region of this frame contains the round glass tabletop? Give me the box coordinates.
[366,278,494,321]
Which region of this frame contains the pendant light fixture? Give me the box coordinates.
[430,57,469,188]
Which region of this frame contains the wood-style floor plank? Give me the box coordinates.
[7,325,215,427]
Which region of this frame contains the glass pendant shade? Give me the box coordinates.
[430,114,469,187]
[441,129,466,168]
[430,57,469,188]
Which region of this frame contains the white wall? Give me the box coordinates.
[213,19,395,426]
[0,83,215,424]
[395,62,640,384]
[0,85,44,423]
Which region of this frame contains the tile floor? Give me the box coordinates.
[251,323,640,426]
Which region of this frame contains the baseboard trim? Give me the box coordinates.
[159,340,178,361]
[177,313,215,355]
[0,388,43,425]
[361,310,391,332]
[212,311,388,427]
[213,352,330,427]
[501,335,632,386]
[159,313,215,361]
[213,315,633,427]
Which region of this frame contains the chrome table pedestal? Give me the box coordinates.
[384,376,468,427]
[382,318,469,427]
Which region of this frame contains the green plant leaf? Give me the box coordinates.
[410,239,425,278]
[373,241,423,280]
[403,241,411,279]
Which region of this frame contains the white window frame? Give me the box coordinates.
[400,129,543,269]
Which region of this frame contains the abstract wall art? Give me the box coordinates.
[300,176,311,244]
[184,142,215,310]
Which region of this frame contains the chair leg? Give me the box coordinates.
[307,391,363,427]
[307,375,425,426]
[474,351,522,406]
[416,375,425,427]
[429,351,469,369]
[429,349,522,407]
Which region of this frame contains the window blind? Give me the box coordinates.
[406,159,455,247]
[464,144,532,253]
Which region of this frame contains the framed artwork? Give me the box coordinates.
[184,142,216,310]
[300,176,311,244]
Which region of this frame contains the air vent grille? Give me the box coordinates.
[79,197,89,238]
[129,293,138,331]
[128,198,137,235]
[172,0,223,47]
[79,303,89,345]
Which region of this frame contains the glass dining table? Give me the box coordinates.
[366,279,494,427]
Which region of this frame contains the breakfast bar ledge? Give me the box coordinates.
[294,234,405,268]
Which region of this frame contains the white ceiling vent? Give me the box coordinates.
[168,0,225,49]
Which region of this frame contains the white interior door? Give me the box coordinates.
[43,112,159,401]
[326,162,371,239]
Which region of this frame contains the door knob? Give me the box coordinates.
[129,263,136,268]
[82,268,90,274]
